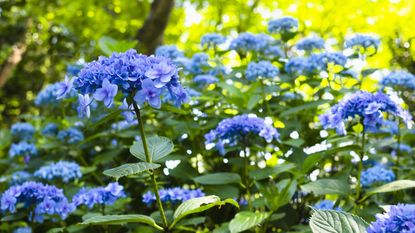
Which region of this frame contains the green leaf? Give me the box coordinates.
[171,195,239,228]
[366,180,415,195]
[247,94,262,110]
[90,109,123,130]
[103,162,160,180]
[301,178,351,196]
[98,36,138,56]
[309,210,369,233]
[229,211,270,233]
[249,163,296,180]
[279,100,329,117]
[193,172,242,185]
[361,68,378,77]
[80,214,163,230]
[130,136,174,162]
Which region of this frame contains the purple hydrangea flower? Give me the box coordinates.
[56,76,74,100]
[72,182,125,209]
[367,204,415,233]
[319,91,412,135]
[134,79,162,109]
[142,187,205,205]
[0,182,75,222]
[93,78,118,108]
[77,94,91,118]
[205,114,280,155]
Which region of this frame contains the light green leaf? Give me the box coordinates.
[301,178,351,196]
[80,214,163,230]
[367,180,415,195]
[229,211,270,233]
[247,94,262,110]
[98,36,137,56]
[171,195,239,228]
[103,162,160,180]
[249,162,296,180]
[130,136,174,162]
[309,210,368,233]
[193,172,242,185]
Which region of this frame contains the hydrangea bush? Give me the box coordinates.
[0,16,414,233]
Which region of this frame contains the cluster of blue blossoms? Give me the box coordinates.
[142,187,205,205]
[285,52,347,77]
[72,182,125,209]
[205,114,280,155]
[34,161,82,183]
[361,165,395,187]
[313,200,342,211]
[201,33,226,48]
[229,33,274,54]
[41,123,59,137]
[319,91,412,135]
[57,127,84,144]
[11,123,35,141]
[59,49,188,117]
[35,82,76,107]
[155,45,184,61]
[295,36,325,51]
[9,141,38,161]
[0,181,75,222]
[367,204,415,233]
[13,227,32,233]
[245,61,279,81]
[267,17,298,35]
[193,74,219,85]
[380,70,415,91]
[10,171,32,185]
[185,52,210,75]
[345,33,380,51]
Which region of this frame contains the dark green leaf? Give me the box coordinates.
[309,210,368,233]
[103,162,160,180]
[194,172,242,185]
[130,136,174,162]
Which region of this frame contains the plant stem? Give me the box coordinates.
[355,129,366,201]
[261,81,271,114]
[132,102,169,229]
[243,147,252,211]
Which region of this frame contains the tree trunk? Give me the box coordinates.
[0,42,27,88]
[136,0,175,54]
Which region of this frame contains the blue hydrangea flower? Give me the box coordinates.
[66,63,84,77]
[295,37,325,51]
[35,83,68,107]
[261,45,284,60]
[155,45,184,60]
[119,99,135,123]
[57,127,84,145]
[309,52,348,72]
[313,200,342,211]
[229,33,273,54]
[9,142,37,159]
[11,123,35,141]
[245,61,279,81]
[345,33,380,51]
[268,17,298,36]
[367,204,415,233]
[13,227,32,233]
[72,183,125,209]
[185,53,210,75]
[205,114,280,155]
[201,33,226,48]
[93,78,118,108]
[361,165,395,187]
[56,76,75,100]
[73,49,187,112]
[319,91,412,135]
[380,70,415,91]
[10,171,32,185]
[193,74,219,85]
[34,161,82,183]
[142,187,205,205]
[77,94,92,118]
[41,123,59,137]
[0,181,75,222]
[285,57,311,77]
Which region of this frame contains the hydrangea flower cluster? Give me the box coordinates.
[309,52,348,71]
[367,204,415,233]
[361,165,395,187]
[142,187,205,205]
[9,142,37,159]
[72,182,125,209]
[262,45,284,60]
[193,74,219,85]
[10,171,32,185]
[313,200,342,211]
[245,61,279,81]
[201,33,226,48]
[205,114,280,155]
[185,52,210,75]
[0,181,75,222]
[285,57,311,77]
[35,83,62,107]
[268,17,298,36]
[41,123,59,137]
[155,45,184,61]
[13,227,32,233]
[229,33,273,54]
[319,91,412,135]
[11,123,35,141]
[380,70,415,91]
[345,33,380,51]
[34,161,82,183]
[57,127,84,145]
[70,49,187,113]
[295,37,325,51]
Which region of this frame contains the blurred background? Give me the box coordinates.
[1,0,414,124]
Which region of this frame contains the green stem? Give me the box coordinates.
[261,81,271,114]
[243,147,252,211]
[396,119,401,178]
[355,129,366,201]
[132,102,169,229]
